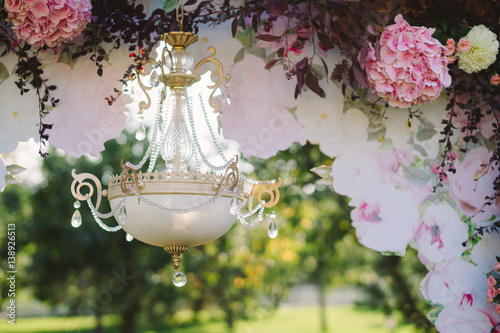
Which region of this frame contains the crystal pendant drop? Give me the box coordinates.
[119,205,127,225]
[158,115,164,133]
[73,200,81,209]
[268,219,278,239]
[229,196,241,215]
[135,123,146,141]
[126,233,134,242]
[160,87,167,101]
[71,210,82,228]
[150,70,160,87]
[172,271,187,287]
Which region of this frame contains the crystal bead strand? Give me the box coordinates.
[127,185,229,214]
[187,97,237,172]
[148,92,168,172]
[86,196,123,232]
[197,95,277,186]
[199,94,228,163]
[237,202,267,228]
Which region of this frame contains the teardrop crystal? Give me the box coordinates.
[158,115,164,133]
[268,220,278,239]
[71,210,82,228]
[150,71,160,87]
[73,200,81,209]
[119,205,127,225]
[172,271,187,287]
[126,233,134,242]
[135,124,146,141]
[160,87,167,101]
[229,197,241,215]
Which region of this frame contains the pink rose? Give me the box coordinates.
[448,147,500,222]
[457,38,471,52]
[491,75,500,85]
[497,304,500,315]
[447,38,456,46]
[495,262,500,272]
[488,287,497,298]
[444,44,456,56]
[489,276,498,288]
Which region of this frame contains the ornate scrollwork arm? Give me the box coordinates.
[120,160,140,196]
[194,47,230,114]
[248,178,282,212]
[216,156,239,195]
[130,57,158,114]
[71,169,103,210]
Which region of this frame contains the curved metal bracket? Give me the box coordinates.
[248,178,282,212]
[194,47,230,114]
[71,169,103,210]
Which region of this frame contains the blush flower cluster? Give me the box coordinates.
[365,14,451,108]
[487,260,500,312]
[5,0,92,48]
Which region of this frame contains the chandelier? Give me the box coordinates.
[69,5,281,287]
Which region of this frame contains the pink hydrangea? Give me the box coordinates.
[364,14,451,108]
[5,0,92,48]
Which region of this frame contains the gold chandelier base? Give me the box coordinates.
[163,245,190,269]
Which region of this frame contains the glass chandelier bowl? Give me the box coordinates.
[70,30,281,287]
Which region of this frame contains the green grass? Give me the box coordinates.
[0,305,419,333]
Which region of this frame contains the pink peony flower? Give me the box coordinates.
[435,306,499,333]
[416,204,468,265]
[489,276,498,288]
[448,147,500,222]
[43,56,130,157]
[350,187,420,253]
[5,0,92,48]
[221,54,304,159]
[364,14,451,108]
[457,38,471,52]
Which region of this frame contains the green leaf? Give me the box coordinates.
[402,165,431,186]
[426,302,444,324]
[416,118,437,141]
[0,61,9,85]
[233,47,245,64]
[58,48,76,70]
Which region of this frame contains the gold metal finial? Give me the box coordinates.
[162,31,199,49]
[163,245,189,269]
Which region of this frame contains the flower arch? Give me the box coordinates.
[0,1,499,331]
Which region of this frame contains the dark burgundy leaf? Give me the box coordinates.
[265,59,279,70]
[252,14,258,32]
[255,34,282,42]
[305,72,325,98]
[352,65,369,89]
[317,32,334,49]
[231,17,238,37]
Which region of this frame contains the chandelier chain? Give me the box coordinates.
[127,185,230,214]
[86,196,123,232]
